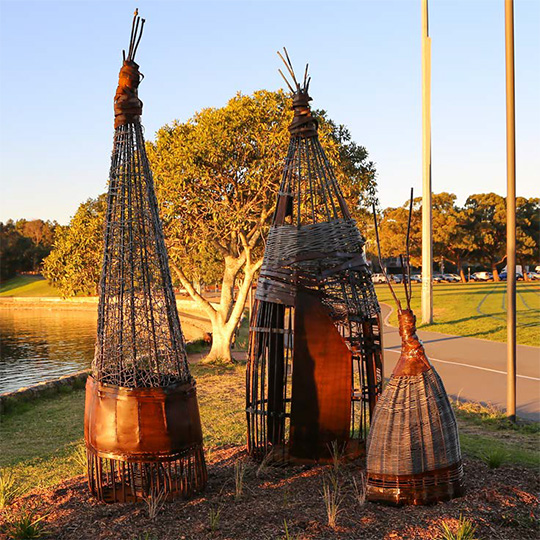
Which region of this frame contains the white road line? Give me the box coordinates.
[383,348,540,382]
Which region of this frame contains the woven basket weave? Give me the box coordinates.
[366,309,464,505]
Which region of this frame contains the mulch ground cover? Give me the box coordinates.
[1,446,538,540]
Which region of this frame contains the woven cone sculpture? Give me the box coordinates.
[246,50,383,464]
[366,194,464,505]
[84,12,206,503]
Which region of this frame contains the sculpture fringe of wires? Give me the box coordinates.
[84,11,207,503]
[246,49,383,464]
[366,189,464,505]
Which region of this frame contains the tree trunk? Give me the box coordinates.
[171,250,262,365]
[457,260,466,283]
[492,263,500,282]
[205,318,236,363]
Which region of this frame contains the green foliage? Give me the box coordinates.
[42,195,106,297]
[4,508,49,539]
[371,192,539,279]
[0,220,56,282]
[481,448,507,469]
[438,514,477,540]
[147,89,376,282]
[0,468,23,508]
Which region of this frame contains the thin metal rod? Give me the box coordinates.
[505,0,516,422]
[372,203,401,310]
[421,0,433,324]
[406,187,414,302]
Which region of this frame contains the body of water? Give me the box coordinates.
[0,308,97,394]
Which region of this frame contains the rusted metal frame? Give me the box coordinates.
[305,138,316,223]
[134,125,162,379]
[307,137,332,220]
[316,139,351,220]
[309,137,340,220]
[295,138,302,228]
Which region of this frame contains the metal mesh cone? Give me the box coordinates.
[84,13,206,502]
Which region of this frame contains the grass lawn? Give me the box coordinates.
[1,363,538,499]
[0,276,61,297]
[375,281,540,347]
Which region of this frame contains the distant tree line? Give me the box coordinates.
[0,219,57,281]
[369,192,539,281]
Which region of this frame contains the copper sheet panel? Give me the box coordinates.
[85,376,203,462]
[290,290,352,459]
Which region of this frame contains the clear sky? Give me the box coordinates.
[0,0,538,225]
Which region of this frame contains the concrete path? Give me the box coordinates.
[380,304,540,422]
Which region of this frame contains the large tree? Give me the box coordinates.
[147,89,377,362]
[42,196,106,297]
[516,196,540,279]
[463,193,507,281]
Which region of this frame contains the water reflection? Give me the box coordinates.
[0,309,97,393]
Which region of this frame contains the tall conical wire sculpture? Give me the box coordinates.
[84,12,207,503]
[246,50,383,464]
[366,190,464,505]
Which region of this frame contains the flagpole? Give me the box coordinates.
[421,0,433,324]
[505,0,516,422]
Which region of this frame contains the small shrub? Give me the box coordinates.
[0,469,23,508]
[481,448,507,469]
[438,514,477,540]
[322,474,342,529]
[5,508,49,539]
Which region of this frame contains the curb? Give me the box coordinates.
[0,370,91,415]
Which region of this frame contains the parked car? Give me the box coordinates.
[499,271,524,281]
[410,274,422,283]
[432,273,444,283]
[526,271,540,280]
[442,273,461,283]
[371,273,387,284]
[390,274,403,284]
[471,271,493,281]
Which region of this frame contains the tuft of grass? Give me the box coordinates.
[437,514,477,540]
[481,448,507,469]
[70,442,87,474]
[281,519,300,540]
[208,505,222,532]
[4,508,49,539]
[0,468,23,508]
[132,533,158,540]
[234,461,247,501]
[256,448,274,478]
[352,472,367,507]
[143,485,167,520]
[322,473,342,530]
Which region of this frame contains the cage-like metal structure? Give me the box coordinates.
[84,12,206,502]
[246,52,383,464]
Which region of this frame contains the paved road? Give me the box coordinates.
[380,304,540,422]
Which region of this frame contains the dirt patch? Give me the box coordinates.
[1,447,538,540]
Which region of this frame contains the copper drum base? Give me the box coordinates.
[84,376,207,503]
[367,461,464,506]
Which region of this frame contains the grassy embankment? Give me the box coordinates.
[1,363,538,499]
[375,281,540,347]
[0,276,60,297]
